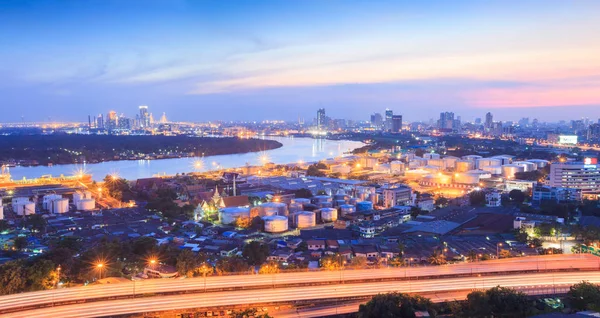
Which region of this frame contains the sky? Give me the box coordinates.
[1,0,600,123]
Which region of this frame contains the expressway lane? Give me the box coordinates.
[0,254,596,314]
[6,271,600,318]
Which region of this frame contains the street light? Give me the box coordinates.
[496,243,503,259]
[96,263,105,280]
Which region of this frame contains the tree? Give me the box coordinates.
[0,220,10,233]
[176,249,198,277]
[258,261,280,274]
[242,241,270,266]
[428,249,447,265]
[567,281,600,311]
[499,249,511,258]
[321,255,345,270]
[469,191,486,206]
[27,214,47,233]
[230,308,272,318]
[306,164,326,177]
[509,190,526,204]
[350,256,367,269]
[458,286,530,317]
[102,175,131,201]
[0,261,26,295]
[358,292,434,318]
[26,259,59,291]
[234,217,251,229]
[13,236,28,251]
[215,256,249,275]
[435,197,449,207]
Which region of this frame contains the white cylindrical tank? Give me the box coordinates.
[12,197,30,206]
[295,211,316,228]
[462,155,483,161]
[43,194,62,210]
[491,155,513,165]
[52,198,69,214]
[455,160,475,173]
[514,161,536,172]
[77,198,96,211]
[219,207,250,225]
[73,192,84,203]
[427,159,446,170]
[84,191,92,199]
[263,216,289,233]
[481,165,502,175]
[0,205,4,220]
[259,202,288,217]
[502,164,525,179]
[467,170,492,179]
[443,156,459,170]
[312,195,332,204]
[423,165,440,172]
[454,172,480,185]
[321,208,338,222]
[476,158,502,169]
[292,198,311,205]
[527,159,549,169]
[423,153,440,160]
[409,157,427,168]
[24,202,35,215]
[289,202,304,213]
[340,204,356,216]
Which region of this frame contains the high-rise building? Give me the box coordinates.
[485,112,493,130]
[370,113,383,129]
[317,108,326,130]
[438,112,454,130]
[107,111,118,131]
[385,109,393,131]
[391,115,402,133]
[475,118,482,125]
[548,161,600,197]
[139,105,150,128]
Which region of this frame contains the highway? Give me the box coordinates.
[5,271,600,318]
[0,255,596,315]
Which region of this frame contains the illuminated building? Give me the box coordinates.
[316,108,326,130]
[548,160,600,197]
[391,115,402,133]
[139,105,150,128]
[385,108,393,131]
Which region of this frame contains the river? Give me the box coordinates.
[6,137,364,181]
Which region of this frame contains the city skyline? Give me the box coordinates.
[2,1,600,122]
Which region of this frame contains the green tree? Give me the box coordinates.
[13,236,28,251]
[242,241,270,266]
[230,308,272,318]
[306,164,326,177]
[26,259,59,291]
[215,256,250,275]
[0,261,26,295]
[509,190,526,204]
[567,281,600,311]
[459,286,530,317]
[428,249,447,265]
[469,191,486,206]
[358,292,434,318]
[0,220,10,233]
[176,249,199,277]
[27,214,47,233]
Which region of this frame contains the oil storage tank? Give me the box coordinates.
[357,201,373,212]
[295,211,316,228]
[219,207,250,225]
[259,202,288,217]
[476,158,502,169]
[263,215,289,233]
[513,161,536,172]
[52,198,69,214]
[320,208,338,222]
[77,198,96,211]
[455,160,475,173]
[481,165,502,176]
[340,204,356,216]
[527,159,549,169]
[454,172,480,185]
[16,202,35,216]
[502,164,525,179]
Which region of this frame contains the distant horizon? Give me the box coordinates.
[2,1,599,123]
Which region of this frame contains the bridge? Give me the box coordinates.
[0,254,598,317]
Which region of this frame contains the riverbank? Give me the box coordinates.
[6,137,364,181]
[0,135,282,167]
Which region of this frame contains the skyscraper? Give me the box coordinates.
[317,108,326,130]
[139,105,150,128]
[485,112,493,129]
[392,115,402,133]
[385,109,393,131]
[370,113,383,129]
[438,112,454,129]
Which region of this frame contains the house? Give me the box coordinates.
[485,191,501,207]
[267,248,294,262]
[358,222,376,238]
[352,244,379,259]
[307,240,326,250]
[326,240,340,249]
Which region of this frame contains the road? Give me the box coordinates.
[5,271,599,318]
[0,254,596,314]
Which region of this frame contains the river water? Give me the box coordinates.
[6,137,364,181]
